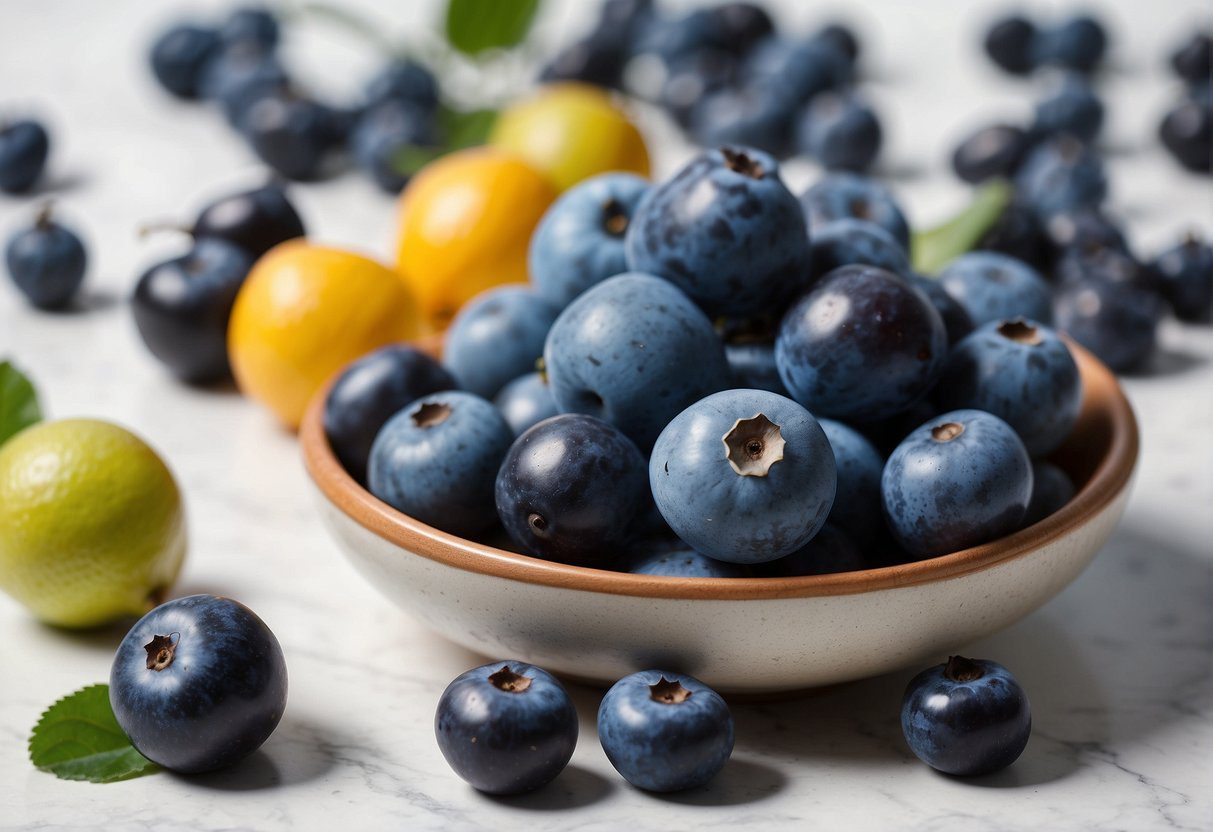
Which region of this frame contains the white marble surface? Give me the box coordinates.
[2,0,1212,829]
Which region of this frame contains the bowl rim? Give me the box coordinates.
[301,340,1138,601]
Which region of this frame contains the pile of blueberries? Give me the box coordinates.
[543,0,882,173]
[148,5,440,190]
[1160,32,1212,174]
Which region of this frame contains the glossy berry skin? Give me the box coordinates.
[365,60,439,111]
[1053,279,1159,373]
[444,286,560,399]
[776,265,947,422]
[0,120,50,194]
[219,7,279,49]
[191,183,305,259]
[132,239,253,383]
[242,94,338,181]
[752,523,867,577]
[625,146,808,317]
[1024,460,1075,526]
[745,38,849,105]
[725,340,788,396]
[148,24,221,99]
[109,594,287,774]
[935,320,1081,457]
[882,409,1032,558]
[435,661,577,795]
[529,173,650,308]
[1032,74,1104,142]
[938,252,1053,327]
[818,418,884,550]
[1159,98,1212,174]
[1015,136,1107,219]
[650,389,836,564]
[908,274,974,346]
[352,101,438,193]
[800,173,910,250]
[543,273,729,450]
[494,372,559,437]
[1152,235,1213,322]
[598,670,733,793]
[901,656,1031,777]
[323,345,456,484]
[1033,15,1107,74]
[797,93,882,173]
[495,414,649,567]
[807,219,910,285]
[5,211,86,310]
[984,15,1038,75]
[369,392,513,536]
[951,124,1033,184]
[630,544,748,578]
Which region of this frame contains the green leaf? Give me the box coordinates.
[29,685,159,783]
[911,181,1013,276]
[0,360,42,447]
[445,0,540,56]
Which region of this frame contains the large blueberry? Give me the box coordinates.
[0,120,50,194]
[495,414,649,567]
[650,389,836,564]
[751,523,868,577]
[1024,460,1075,526]
[935,320,1081,456]
[938,251,1053,327]
[493,372,559,437]
[5,206,86,310]
[598,670,733,792]
[351,100,439,193]
[109,594,287,774]
[191,182,306,259]
[951,124,1034,184]
[901,655,1031,776]
[148,24,222,99]
[630,544,749,578]
[818,418,884,549]
[800,173,910,250]
[444,286,560,399]
[435,660,577,795]
[1152,234,1213,323]
[324,345,456,483]
[908,274,975,346]
[543,273,729,450]
[796,92,882,173]
[1032,73,1104,142]
[745,37,849,104]
[624,146,809,317]
[807,219,910,285]
[368,392,513,536]
[1015,136,1107,219]
[724,339,788,395]
[1053,279,1160,372]
[776,265,947,422]
[528,173,650,308]
[882,409,1032,558]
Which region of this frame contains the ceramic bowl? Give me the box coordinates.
[301,341,1137,694]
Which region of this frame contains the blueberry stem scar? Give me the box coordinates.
[723,413,785,477]
[144,634,177,671]
[720,147,765,179]
[943,655,985,683]
[649,677,693,704]
[488,665,533,693]
[997,319,1042,345]
[412,401,451,428]
[931,422,965,442]
[602,198,629,237]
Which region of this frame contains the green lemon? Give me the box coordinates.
[0,419,186,628]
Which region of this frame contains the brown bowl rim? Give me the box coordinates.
[300,341,1138,600]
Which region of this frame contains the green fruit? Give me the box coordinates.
[0,419,186,628]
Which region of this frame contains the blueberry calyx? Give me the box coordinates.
[411,401,451,428]
[943,654,985,683]
[527,512,549,535]
[602,198,630,237]
[997,319,1042,345]
[931,421,965,442]
[720,147,765,179]
[143,633,179,672]
[648,677,693,704]
[488,665,533,693]
[723,413,785,477]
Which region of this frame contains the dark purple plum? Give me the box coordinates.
[191,183,305,258]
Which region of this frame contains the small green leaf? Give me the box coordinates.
[445,0,541,56]
[911,181,1013,276]
[391,144,447,178]
[0,360,42,447]
[29,685,159,783]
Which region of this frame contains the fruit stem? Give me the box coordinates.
[137,220,193,241]
[34,202,54,229]
[944,655,985,682]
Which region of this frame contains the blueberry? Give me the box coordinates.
[1171,32,1212,86]
[443,286,560,400]
[807,219,910,285]
[191,183,306,259]
[369,392,513,536]
[219,6,280,50]
[435,661,577,795]
[707,3,776,56]
[625,146,809,317]
[800,173,910,250]
[1031,74,1104,142]
[242,93,340,181]
[938,251,1054,327]
[908,274,975,346]
[633,9,730,67]
[655,49,741,127]
[630,544,749,578]
[776,265,946,421]
[1024,460,1075,526]
[650,389,836,564]
[495,413,649,567]
[199,42,287,112]
[493,372,559,437]
[856,397,939,458]
[1152,233,1213,322]
[132,238,253,383]
[1042,207,1128,258]
[1054,245,1160,295]
[352,100,439,193]
[109,594,287,774]
[1015,136,1108,218]
[529,173,650,308]
[689,83,797,158]
[364,60,440,112]
[818,418,884,549]
[5,205,86,310]
[148,24,221,99]
[935,319,1082,456]
[1159,97,1212,174]
[541,34,628,90]
[797,92,882,173]
[984,15,1038,75]
[902,655,1031,776]
[543,273,729,450]
[724,339,789,395]
[882,409,1032,558]
[1033,15,1107,74]
[598,670,733,792]
[751,523,867,576]
[814,23,861,66]
[323,345,456,484]
[745,37,850,105]
[951,124,1034,184]
[0,120,50,194]
[1053,279,1160,373]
